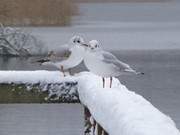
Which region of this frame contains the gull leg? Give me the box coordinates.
[93,119,96,135]
[110,77,112,88]
[60,66,66,77]
[102,77,105,88]
[68,68,73,76]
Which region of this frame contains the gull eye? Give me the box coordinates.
[77,40,80,43]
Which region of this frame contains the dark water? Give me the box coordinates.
[0,104,84,135]
[0,50,180,129]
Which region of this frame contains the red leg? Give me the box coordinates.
[60,66,65,77]
[93,119,96,135]
[102,77,105,88]
[110,77,112,88]
[68,68,72,76]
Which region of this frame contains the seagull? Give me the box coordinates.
[36,35,87,76]
[83,40,144,88]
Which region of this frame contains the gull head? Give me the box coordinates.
[69,35,89,50]
[88,40,100,51]
[70,35,85,45]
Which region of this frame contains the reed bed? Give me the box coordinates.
[0,0,77,26]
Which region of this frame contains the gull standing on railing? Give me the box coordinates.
[83,40,144,88]
[36,36,87,76]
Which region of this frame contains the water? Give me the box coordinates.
[0,104,84,135]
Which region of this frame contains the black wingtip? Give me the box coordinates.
[36,59,50,63]
[30,59,50,65]
[141,72,145,75]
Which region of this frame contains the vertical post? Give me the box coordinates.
[84,106,92,135]
[84,106,108,135]
[97,124,103,135]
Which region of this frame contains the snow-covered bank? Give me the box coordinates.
[0,71,180,135]
[78,73,180,135]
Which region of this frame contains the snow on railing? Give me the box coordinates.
[0,71,79,102]
[78,73,180,135]
[0,24,47,56]
[0,71,180,135]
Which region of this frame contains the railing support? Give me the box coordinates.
[84,106,108,135]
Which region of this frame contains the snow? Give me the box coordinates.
[0,71,180,135]
[77,73,180,135]
[0,70,75,84]
[0,71,79,101]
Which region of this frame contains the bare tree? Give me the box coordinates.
[0,24,47,56]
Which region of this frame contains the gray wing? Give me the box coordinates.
[101,51,133,71]
[34,44,71,64]
[49,44,71,58]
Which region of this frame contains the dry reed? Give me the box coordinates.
[0,0,77,26]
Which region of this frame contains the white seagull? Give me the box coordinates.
[37,36,87,76]
[83,40,144,88]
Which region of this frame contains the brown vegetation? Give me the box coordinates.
[0,0,77,26]
[75,0,171,2]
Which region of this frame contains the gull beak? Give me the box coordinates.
[81,43,89,47]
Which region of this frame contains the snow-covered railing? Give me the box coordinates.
[0,71,180,135]
[0,71,79,103]
[78,73,180,135]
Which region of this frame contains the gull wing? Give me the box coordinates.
[49,44,71,58]
[100,51,133,71]
[34,44,71,64]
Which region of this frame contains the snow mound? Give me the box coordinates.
[78,73,180,135]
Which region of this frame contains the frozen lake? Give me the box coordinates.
[0,104,84,135]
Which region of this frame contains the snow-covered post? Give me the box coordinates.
[84,106,108,135]
[0,71,79,103]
